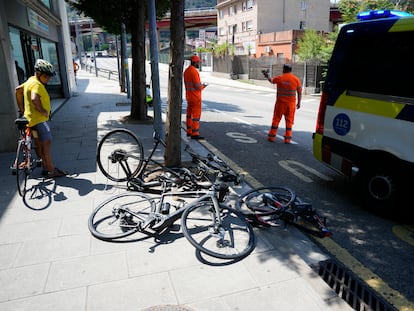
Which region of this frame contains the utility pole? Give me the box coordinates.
[121,23,131,99]
[74,16,83,68]
[147,0,164,139]
[89,19,97,76]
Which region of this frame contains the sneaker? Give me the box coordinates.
[191,135,204,140]
[47,168,68,178]
[267,137,274,142]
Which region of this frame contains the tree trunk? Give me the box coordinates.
[165,0,185,167]
[130,1,148,120]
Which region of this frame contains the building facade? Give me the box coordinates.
[0,0,74,151]
[216,0,330,58]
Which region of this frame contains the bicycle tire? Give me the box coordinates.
[16,142,29,197]
[97,129,144,182]
[181,200,255,260]
[239,186,296,216]
[88,192,154,240]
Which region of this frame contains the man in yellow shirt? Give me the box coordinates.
[15,59,67,178]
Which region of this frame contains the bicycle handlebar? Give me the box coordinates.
[184,144,242,184]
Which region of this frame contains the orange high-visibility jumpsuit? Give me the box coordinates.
[268,72,302,143]
[184,64,205,137]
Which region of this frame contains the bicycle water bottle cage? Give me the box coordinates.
[15,117,29,131]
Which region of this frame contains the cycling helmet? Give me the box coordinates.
[34,59,56,76]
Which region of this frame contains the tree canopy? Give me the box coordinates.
[66,0,170,34]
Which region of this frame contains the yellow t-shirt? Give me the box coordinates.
[23,76,50,127]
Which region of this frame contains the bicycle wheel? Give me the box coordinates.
[88,192,155,240]
[97,129,144,182]
[239,186,296,216]
[181,200,255,260]
[16,142,29,197]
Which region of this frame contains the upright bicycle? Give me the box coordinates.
[11,117,40,196]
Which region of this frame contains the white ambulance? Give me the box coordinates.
[313,10,414,211]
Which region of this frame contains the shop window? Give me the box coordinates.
[40,38,61,86]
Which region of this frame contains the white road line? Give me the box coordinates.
[233,117,251,125]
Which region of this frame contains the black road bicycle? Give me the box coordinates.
[97,129,205,192]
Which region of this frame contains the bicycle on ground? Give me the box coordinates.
[11,117,41,196]
[88,172,256,260]
[97,128,206,193]
[236,187,331,238]
[186,148,331,238]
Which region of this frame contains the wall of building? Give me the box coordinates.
[217,0,331,56]
[0,0,74,152]
[0,0,20,150]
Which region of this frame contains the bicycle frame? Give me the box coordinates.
[12,118,38,196]
[115,187,220,234]
[135,132,166,179]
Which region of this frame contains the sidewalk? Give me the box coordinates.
[0,69,351,311]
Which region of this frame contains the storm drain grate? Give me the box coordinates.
[315,259,398,311]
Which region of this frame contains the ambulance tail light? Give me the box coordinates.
[315,91,328,135]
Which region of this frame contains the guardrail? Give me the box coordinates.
[84,64,119,81]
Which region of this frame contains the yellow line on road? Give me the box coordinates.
[392,225,414,246]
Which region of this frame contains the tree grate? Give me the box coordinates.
[315,259,398,311]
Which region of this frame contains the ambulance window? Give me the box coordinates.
[338,31,414,99]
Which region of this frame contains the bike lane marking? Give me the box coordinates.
[226,132,257,143]
[279,160,333,183]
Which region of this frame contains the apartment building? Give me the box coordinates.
[216,0,330,58]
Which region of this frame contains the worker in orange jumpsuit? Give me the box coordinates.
[184,55,207,140]
[263,64,302,144]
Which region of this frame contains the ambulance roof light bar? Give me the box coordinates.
[357,10,413,21]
